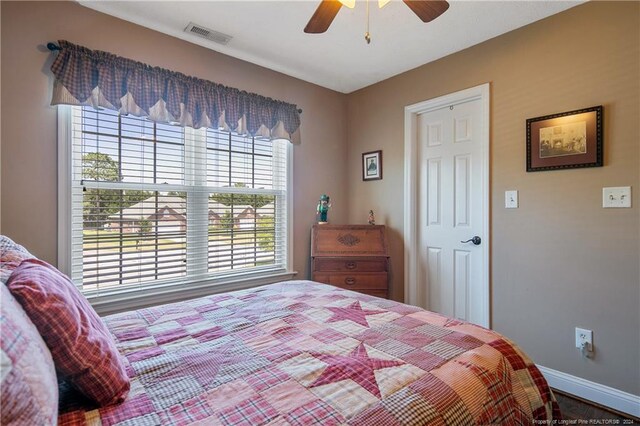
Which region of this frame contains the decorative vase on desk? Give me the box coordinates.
[316,194,331,224]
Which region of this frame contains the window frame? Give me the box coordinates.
[57,106,295,315]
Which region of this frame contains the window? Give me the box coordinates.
[59,106,291,299]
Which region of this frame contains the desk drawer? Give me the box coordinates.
[313,273,387,290]
[313,258,387,272]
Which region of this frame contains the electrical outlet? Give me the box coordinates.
[575,327,593,349]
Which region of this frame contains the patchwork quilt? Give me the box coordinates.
[59,281,560,425]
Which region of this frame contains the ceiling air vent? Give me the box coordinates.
[184,22,232,45]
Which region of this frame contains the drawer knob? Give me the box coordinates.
[345,277,356,285]
[345,262,357,270]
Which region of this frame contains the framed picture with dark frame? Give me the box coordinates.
[526,105,603,172]
[362,150,382,181]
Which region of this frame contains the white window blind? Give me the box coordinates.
[66,106,289,296]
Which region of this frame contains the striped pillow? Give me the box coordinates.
[1,284,58,425]
[7,259,130,406]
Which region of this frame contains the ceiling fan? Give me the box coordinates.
[304,0,450,37]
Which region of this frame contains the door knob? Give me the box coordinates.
[461,236,481,245]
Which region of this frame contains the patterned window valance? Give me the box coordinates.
[49,40,301,143]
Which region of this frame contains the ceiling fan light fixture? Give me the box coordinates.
[304,0,449,36]
[338,0,356,8]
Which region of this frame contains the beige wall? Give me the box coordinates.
[0,1,348,280]
[346,2,639,394]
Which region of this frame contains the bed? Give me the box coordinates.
[1,237,560,425]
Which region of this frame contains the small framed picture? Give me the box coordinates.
[526,105,603,172]
[362,150,383,181]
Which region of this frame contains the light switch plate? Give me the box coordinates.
[603,186,631,208]
[505,190,518,209]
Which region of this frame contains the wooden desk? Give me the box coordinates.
[311,225,389,298]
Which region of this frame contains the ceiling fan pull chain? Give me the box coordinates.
[364,0,371,44]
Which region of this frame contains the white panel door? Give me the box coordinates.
[417,99,486,325]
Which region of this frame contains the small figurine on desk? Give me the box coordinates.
[368,210,375,225]
[316,194,331,224]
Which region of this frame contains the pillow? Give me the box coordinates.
[7,259,130,406]
[0,235,33,257]
[1,235,35,284]
[1,284,59,425]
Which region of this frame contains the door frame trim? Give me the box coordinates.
[403,83,490,328]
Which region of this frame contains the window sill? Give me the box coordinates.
[89,270,298,316]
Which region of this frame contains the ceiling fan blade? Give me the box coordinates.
[304,0,343,34]
[403,0,449,23]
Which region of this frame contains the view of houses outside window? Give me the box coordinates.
[69,106,288,294]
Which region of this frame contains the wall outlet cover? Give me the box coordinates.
[575,327,593,348]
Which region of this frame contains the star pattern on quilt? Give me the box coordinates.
[154,339,267,388]
[158,349,227,387]
[310,343,404,398]
[326,301,385,327]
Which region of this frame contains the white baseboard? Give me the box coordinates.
[537,365,640,418]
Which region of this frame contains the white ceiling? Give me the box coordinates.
[79,0,583,94]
